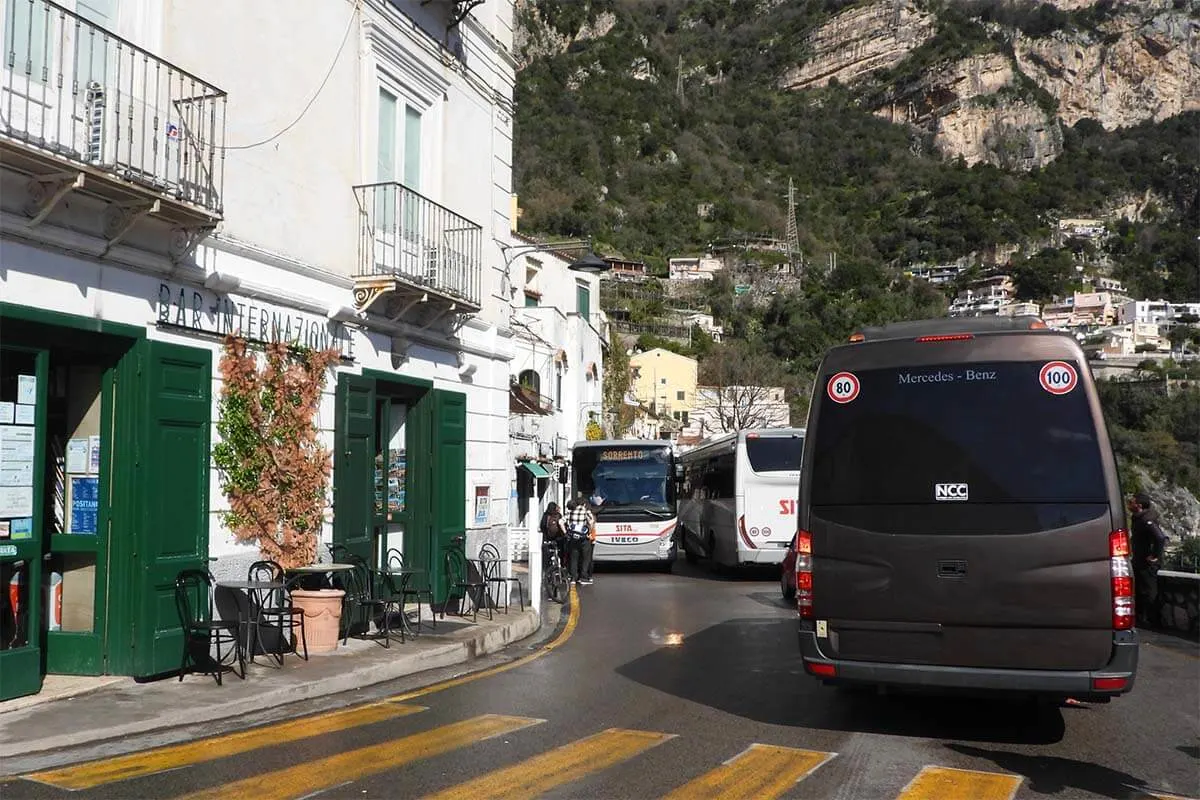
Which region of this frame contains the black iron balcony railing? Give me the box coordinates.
[1,0,226,215]
[354,181,482,308]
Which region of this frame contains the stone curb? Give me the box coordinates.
[0,608,540,760]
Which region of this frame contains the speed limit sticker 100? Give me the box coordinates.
[1039,361,1078,395]
[827,371,860,404]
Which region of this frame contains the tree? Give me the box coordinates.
[602,328,633,438]
[1010,248,1076,302]
[696,341,791,432]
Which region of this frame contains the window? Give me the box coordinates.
[517,369,540,395]
[555,370,563,411]
[676,390,685,401]
[576,281,590,319]
[809,361,1107,531]
[745,435,804,473]
[376,87,423,233]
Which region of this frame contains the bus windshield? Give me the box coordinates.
[573,445,675,514]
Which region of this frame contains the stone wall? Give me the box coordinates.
[1154,571,1199,639]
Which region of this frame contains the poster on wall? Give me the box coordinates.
[0,487,33,518]
[474,486,490,526]
[16,375,37,405]
[66,438,89,474]
[388,451,406,514]
[88,435,102,474]
[0,403,13,424]
[68,476,100,535]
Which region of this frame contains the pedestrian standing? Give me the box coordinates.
[578,494,602,585]
[1129,492,1168,626]
[563,496,592,584]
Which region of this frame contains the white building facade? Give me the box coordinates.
[0,0,518,697]
[505,236,606,561]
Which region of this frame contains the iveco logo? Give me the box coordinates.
[935,483,969,501]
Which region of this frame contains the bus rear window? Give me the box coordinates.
[810,361,1106,505]
[745,436,804,473]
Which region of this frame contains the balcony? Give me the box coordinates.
[1,0,226,243]
[352,181,482,323]
[510,380,553,416]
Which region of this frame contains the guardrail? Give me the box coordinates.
[1,0,226,214]
[354,181,482,307]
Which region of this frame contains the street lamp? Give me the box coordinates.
[499,238,612,275]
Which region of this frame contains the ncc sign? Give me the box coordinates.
[935,483,969,501]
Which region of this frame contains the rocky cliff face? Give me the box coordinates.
[785,0,1197,169]
[778,0,935,91]
[875,53,1064,168]
[513,0,616,70]
[1013,9,1200,130]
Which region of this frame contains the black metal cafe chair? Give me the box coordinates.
[479,542,524,614]
[175,569,244,685]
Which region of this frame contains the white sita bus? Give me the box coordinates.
[677,428,806,569]
[571,440,680,570]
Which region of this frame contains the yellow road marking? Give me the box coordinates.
[663,743,836,800]
[423,727,674,799]
[20,585,580,790]
[898,765,1022,800]
[24,702,427,791]
[387,582,580,704]
[1141,792,1200,800]
[176,714,542,800]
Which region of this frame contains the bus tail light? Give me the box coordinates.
[795,530,813,619]
[738,516,757,549]
[1110,529,1134,630]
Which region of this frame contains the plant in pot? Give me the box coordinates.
[213,336,343,652]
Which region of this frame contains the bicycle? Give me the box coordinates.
[542,538,569,603]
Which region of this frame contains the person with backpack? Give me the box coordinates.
[1129,492,1168,626]
[539,502,565,558]
[563,494,596,585]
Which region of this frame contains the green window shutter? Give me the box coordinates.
[430,389,466,601]
[577,283,590,319]
[334,374,376,567]
[131,340,211,678]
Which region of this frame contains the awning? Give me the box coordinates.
[520,461,552,479]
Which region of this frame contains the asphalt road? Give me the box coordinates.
[3,560,1197,799]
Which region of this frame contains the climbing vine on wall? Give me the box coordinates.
[212,336,341,568]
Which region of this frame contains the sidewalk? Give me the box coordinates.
[0,578,542,762]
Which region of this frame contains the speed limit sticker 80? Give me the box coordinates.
[827,371,860,404]
[1039,361,1078,395]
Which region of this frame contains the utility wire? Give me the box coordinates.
[222,1,359,151]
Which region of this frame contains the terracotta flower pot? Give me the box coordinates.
[291,589,345,654]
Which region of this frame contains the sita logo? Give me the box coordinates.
[935,483,969,501]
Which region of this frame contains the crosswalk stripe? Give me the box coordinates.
[898,765,1022,800]
[24,702,428,791]
[662,743,836,800]
[175,714,542,800]
[421,727,673,799]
